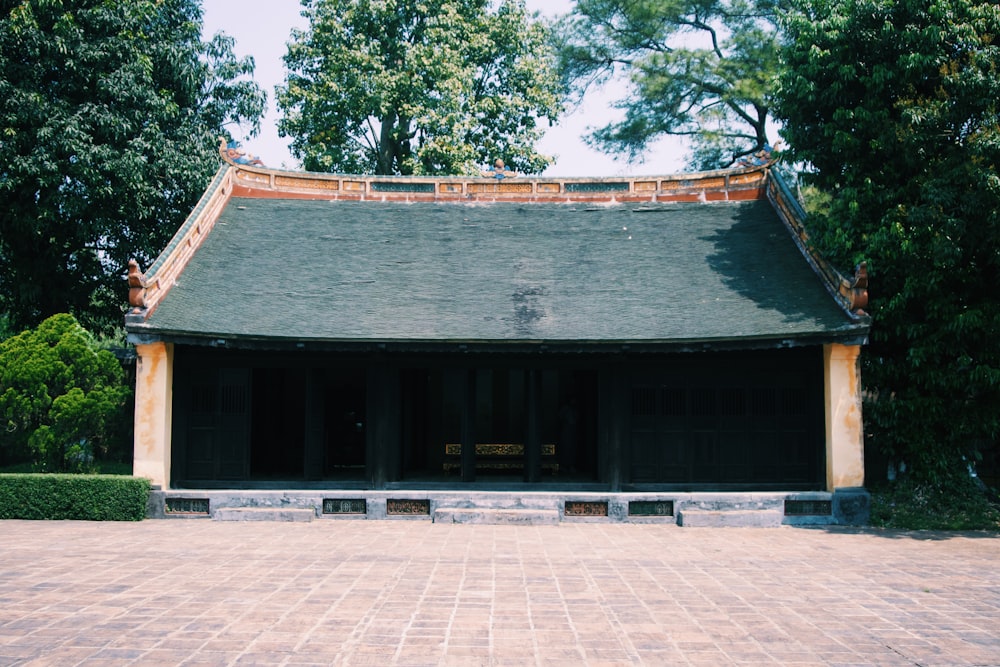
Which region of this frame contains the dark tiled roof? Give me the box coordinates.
[138,198,865,344]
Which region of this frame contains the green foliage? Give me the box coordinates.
[0,0,265,334]
[0,314,131,472]
[870,474,1000,531]
[277,0,562,175]
[0,474,150,520]
[776,0,1000,482]
[796,183,831,219]
[555,0,785,170]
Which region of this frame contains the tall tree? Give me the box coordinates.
[776,0,1000,480]
[0,0,265,334]
[555,0,783,170]
[277,0,562,175]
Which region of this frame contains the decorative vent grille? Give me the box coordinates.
[165,498,210,514]
[628,500,674,516]
[565,182,630,193]
[387,499,430,515]
[564,501,608,516]
[370,181,435,193]
[784,499,832,516]
[322,499,367,515]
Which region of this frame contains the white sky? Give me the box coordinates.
[200,0,686,176]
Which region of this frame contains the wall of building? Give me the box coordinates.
[132,342,173,489]
[823,343,865,490]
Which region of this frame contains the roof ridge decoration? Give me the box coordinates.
[217,139,772,204]
[220,137,264,166]
[766,170,869,321]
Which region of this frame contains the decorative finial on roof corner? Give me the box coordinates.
[219,137,265,167]
[480,158,518,179]
[127,259,147,312]
[849,261,869,316]
[738,140,782,169]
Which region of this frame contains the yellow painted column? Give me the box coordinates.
[824,343,865,490]
[133,341,173,489]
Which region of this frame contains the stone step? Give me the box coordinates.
[677,508,782,528]
[213,507,315,522]
[433,507,560,525]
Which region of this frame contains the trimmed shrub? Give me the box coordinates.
[870,473,1000,531]
[0,474,150,521]
[0,314,132,471]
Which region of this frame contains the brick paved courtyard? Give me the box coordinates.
[0,520,997,666]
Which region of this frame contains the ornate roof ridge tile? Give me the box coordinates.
[218,139,770,204]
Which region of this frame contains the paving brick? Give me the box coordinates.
[0,521,998,665]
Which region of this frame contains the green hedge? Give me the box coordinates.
[0,474,150,521]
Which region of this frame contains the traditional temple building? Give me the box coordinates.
[127,144,871,524]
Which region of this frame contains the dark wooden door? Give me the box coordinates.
[181,368,250,481]
[627,356,823,488]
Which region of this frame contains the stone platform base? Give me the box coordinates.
[212,507,315,522]
[148,489,869,525]
[433,507,560,525]
[677,508,783,527]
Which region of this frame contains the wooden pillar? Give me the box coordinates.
[824,343,865,490]
[133,341,173,489]
[303,369,324,481]
[460,369,477,482]
[385,367,402,483]
[524,369,541,483]
[599,365,625,492]
[367,364,400,489]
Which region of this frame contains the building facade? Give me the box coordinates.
[127,153,870,522]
